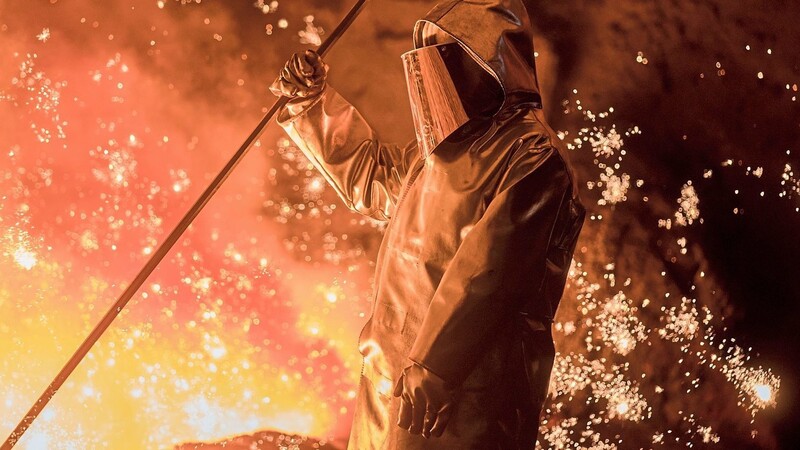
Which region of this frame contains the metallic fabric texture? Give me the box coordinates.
[276,1,586,448]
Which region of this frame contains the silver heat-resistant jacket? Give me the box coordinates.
[277,1,586,448]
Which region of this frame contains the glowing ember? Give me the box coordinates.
[298,15,324,46]
[754,384,772,403]
[36,28,50,42]
[13,245,37,270]
[674,181,701,226]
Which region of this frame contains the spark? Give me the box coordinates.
[13,245,37,269]
[753,384,772,403]
[596,291,647,355]
[298,15,324,46]
[591,127,623,158]
[674,181,701,226]
[325,291,338,303]
[254,0,279,14]
[598,170,630,205]
[37,28,51,42]
[780,162,800,202]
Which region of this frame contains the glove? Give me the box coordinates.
[393,363,457,438]
[269,49,328,99]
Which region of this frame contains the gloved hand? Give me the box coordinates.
[269,49,328,99]
[393,363,457,438]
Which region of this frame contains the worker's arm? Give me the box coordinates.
[271,50,417,221]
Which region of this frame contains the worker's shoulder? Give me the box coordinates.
[504,116,570,173]
[493,106,581,196]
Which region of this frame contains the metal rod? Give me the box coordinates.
[1,1,368,447]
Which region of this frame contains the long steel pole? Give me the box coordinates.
[1,1,368,448]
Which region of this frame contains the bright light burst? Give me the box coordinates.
[12,245,37,270]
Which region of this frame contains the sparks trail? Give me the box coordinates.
[0,1,369,448]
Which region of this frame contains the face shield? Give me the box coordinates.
[401,42,504,158]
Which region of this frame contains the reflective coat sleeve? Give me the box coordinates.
[276,86,418,221]
[408,145,573,385]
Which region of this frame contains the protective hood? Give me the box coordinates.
[414,0,543,111]
[402,0,543,156]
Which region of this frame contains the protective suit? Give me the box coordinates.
[271,0,585,448]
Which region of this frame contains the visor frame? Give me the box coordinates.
[401,42,503,158]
